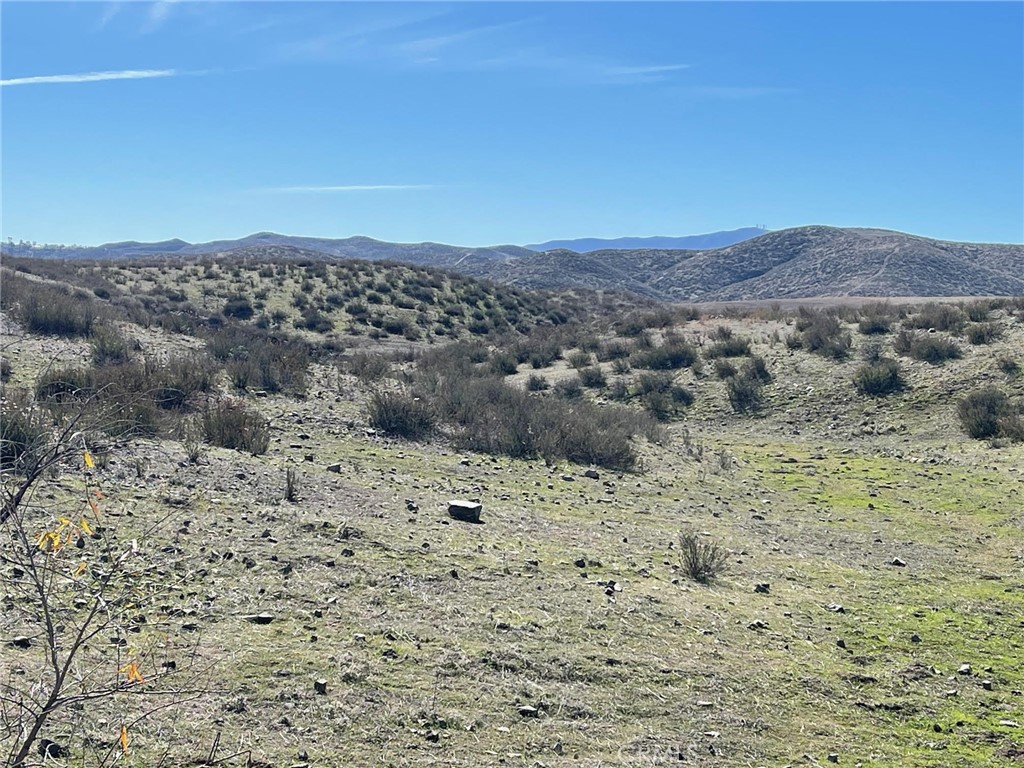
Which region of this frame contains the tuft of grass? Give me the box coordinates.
[202,398,271,455]
[678,532,729,584]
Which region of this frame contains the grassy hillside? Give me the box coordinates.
[2,260,1023,767]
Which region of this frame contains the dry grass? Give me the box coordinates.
[2,263,1023,767]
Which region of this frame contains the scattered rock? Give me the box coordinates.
[957,663,972,675]
[574,558,587,568]
[891,557,907,567]
[583,469,600,480]
[243,613,275,625]
[10,636,31,649]
[910,633,921,643]
[754,583,770,594]
[983,679,994,690]
[826,603,845,613]
[313,679,328,695]
[748,620,769,630]
[518,705,539,718]
[561,474,575,481]
[827,753,839,763]
[326,463,342,474]
[448,500,482,524]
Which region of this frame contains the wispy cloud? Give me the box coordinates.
[264,185,436,194]
[1,69,178,87]
[476,50,689,85]
[142,0,178,34]
[276,11,683,86]
[96,2,122,31]
[394,19,534,64]
[670,85,798,100]
[602,64,690,79]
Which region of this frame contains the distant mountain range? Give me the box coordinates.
[524,227,768,253]
[4,226,1022,300]
[477,226,1024,301]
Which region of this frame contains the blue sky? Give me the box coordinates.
[2,1,1022,246]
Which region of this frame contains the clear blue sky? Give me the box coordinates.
[2,1,1022,246]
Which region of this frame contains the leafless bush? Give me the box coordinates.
[678,532,729,584]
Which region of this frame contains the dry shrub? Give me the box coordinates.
[202,398,270,455]
[678,532,729,584]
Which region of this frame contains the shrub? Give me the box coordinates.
[705,337,752,359]
[525,374,549,392]
[1,270,100,337]
[905,303,965,333]
[727,372,765,414]
[853,358,905,396]
[222,296,255,320]
[90,323,133,366]
[895,331,961,365]
[857,315,892,335]
[743,355,772,384]
[567,351,593,369]
[957,388,1022,441]
[631,339,699,371]
[678,532,729,584]
[792,310,851,359]
[0,392,48,473]
[367,389,435,440]
[596,340,631,362]
[489,350,519,376]
[208,324,309,394]
[713,359,737,379]
[203,398,270,455]
[578,366,607,389]
[997,355,1020,376]
[1,357,11,382]
[297,308,334,333]
[861,340,885,364]
[964,301,991,322]
[553,376,584,400]
[710,325,733,341]
[966,323,1002,345]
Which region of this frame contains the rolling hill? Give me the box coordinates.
[477,226,1024,300]
[4,226,1022,300]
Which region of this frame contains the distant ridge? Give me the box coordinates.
[524,227,768,253]
[4,226,1021,300]
[485,226,1024,300]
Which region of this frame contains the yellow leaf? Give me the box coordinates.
[119,660,145,684]
[80,518,94,535]
[119,724,129,753]
[84,451,95,469]
[73,562,87,577]
[88,499,101,517]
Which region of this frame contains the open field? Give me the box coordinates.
[2,255,1023,767]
